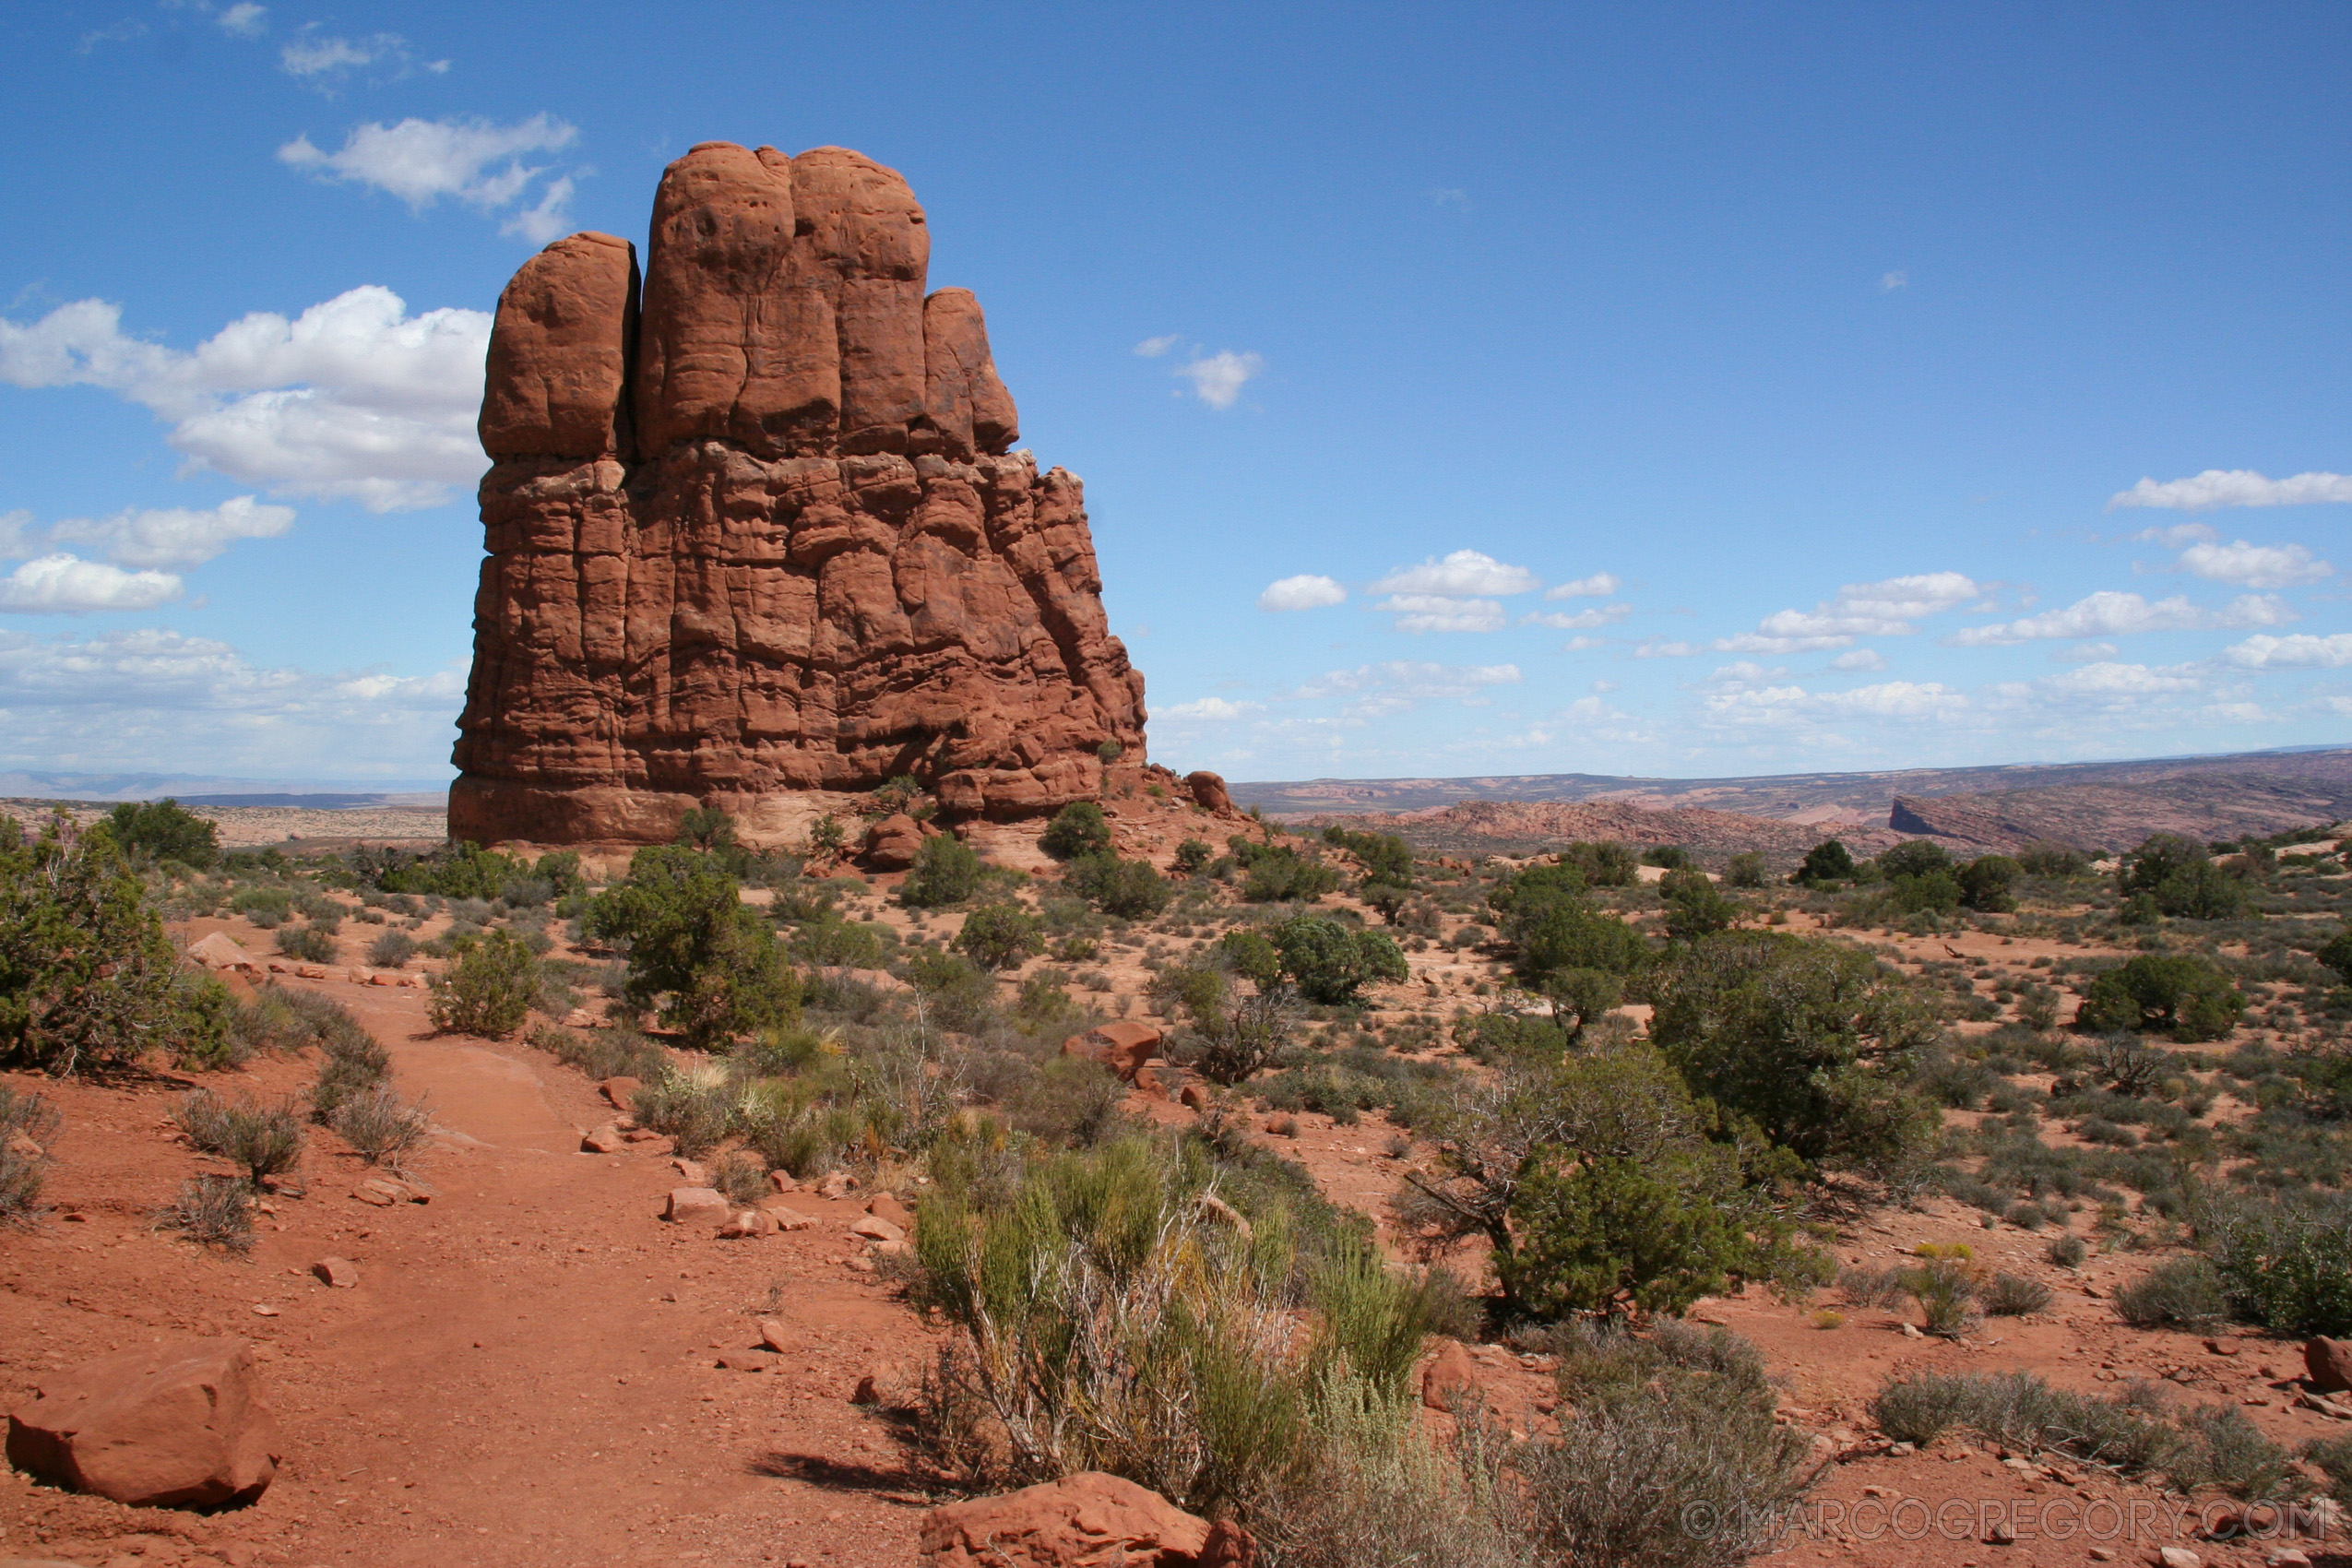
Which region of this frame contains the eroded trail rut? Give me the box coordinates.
[1,975,932,1568]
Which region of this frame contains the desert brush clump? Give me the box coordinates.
[426,929,541,1039]
[172,1090,305,1188]
[585,846,799,1047]
[1869,1371,2180,1474]
[329,1086,434,1169]
[155,1175,255,1253]
[0,1086,61,1222]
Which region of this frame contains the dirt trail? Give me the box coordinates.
[1,978,936,1568]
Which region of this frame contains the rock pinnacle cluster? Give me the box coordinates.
[451,142,1147,844]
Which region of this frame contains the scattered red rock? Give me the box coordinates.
[919,1471,1245,1568]
[311,1257,360,1289]
[600,1075,640,1111]
[1420,1340,1479,1410]
[1062,1021,1163,1082]
[1186,771,1235,814]
[663,1187,728,1225]
[5,1338,282,1508]
[580,1123,625,1154]
[865,1193,909,1227]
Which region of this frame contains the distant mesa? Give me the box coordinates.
[451,142,1147,846]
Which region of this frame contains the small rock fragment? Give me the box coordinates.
[310,1257,359,1289]
[866,1193,909,1227]
[580,1124,625,1155]
[719,1209,777,1240]
[664,1187,729,1226]
[849,1216,906,1243]
[757,1319,790,1352]
[851,1374,881,1405]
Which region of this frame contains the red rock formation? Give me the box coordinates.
[453,143,1147,844]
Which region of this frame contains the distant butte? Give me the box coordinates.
[451,142,1146,846]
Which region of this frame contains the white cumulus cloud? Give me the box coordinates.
[1258,574,1347,612]
[1544,572,1620,600]
[1829,647,1888,671]
[2222,633,2352,670]
[501,176,576,246]
[1134,334,1181,358]
[218,4,267,36]
[0,554,183,613]
[1292,660,1520,716]
[0,286,492,511]
[1176,350,1262,410]
[1371,549,1541,597]
[2177,538,2334,589]
[1949,590,2293,646]
[2108,469,2352,512]
[279,114,576,216]
[47,495,294,569]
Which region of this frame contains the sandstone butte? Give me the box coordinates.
[451,141,1148,846]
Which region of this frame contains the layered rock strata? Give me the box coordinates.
[453,142,1146,844]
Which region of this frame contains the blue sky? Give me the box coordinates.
[0,2,2345,788]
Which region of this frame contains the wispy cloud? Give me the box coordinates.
[2108,469,2352,512]
[279,114,576,215]
[1158,696,1261,720]
[218,4,267,37]
[44,495,294,569]
[1292,660,1520,716]
[1544,572,1620,600]
[1522,602,1631,632]
[1829,647,1887,671]
[1378,594,1507,634]
[1880,270,1908,291]
[1715,571,1982,654]
[1949,589,2294,646]
[1176,350,1262,410]
[1257,574,1346,612]
[1133,334,1181,358]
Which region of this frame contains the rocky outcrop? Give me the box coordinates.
[5,1338,282,1508]
[453,143,1147,844]
[919,1471,1256,1567]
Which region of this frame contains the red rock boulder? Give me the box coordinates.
[919,1471,1255,1567]
[6,1338,282,1508]
[862,813,926,871]
[2308,1336,2352,1393]
[1061,1021,1164,1083]
[1185,771,1234,814]
[1420,1339,1479,1410]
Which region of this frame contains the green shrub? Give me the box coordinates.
[956,902,1043,970]
[1229,837,1343,903]
[2113,1256,2227,1329]
[529,1023,667,1082]
[173,1090,305,1187]
[1983,1273,2051,1316]
[105,799,219,868]
[2307,1433,2352,1510]
[329,1087,433,1169]
[2168,1404,2295,1500]
[1658,868,1738,940]
[1007,1056,1127,1147]
[1724,852,1768,888]
[1869,1371,2178,1473]
[1519,1323,1813,1568]
[1515,904,1649,987]
[0,1087,60,1222]
[1641,845,1693,871]
[366,930,417,968]
[1558,839,1639,887]
[1040,802,1113,861]
[2016,841,2089,876]
[1903,1258,1981,1337]
[1065,853,1173,919]
[1648,932,1940,1172]
[2077,956,2244,1042]
[712,1150,769,1205]
[630,1068,735,1158]
[2121,834,2250,920]
[1797,839,1855,885]
[2195,1189,2352,1336]
[1173,838,1213,876]
[308,1016,391,1123]
[2045,1232,2087,1267]
[362,840,533,900]
[1959,855,2021,912]
[427,930,540,1039]
[1153,960,1294,1086]
[903,950,1000,1035]
[274,923,338,964]
[585,846,800,1048]
[790,913,895,970]
[901,834,984,908]
[0,817,230,1075]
